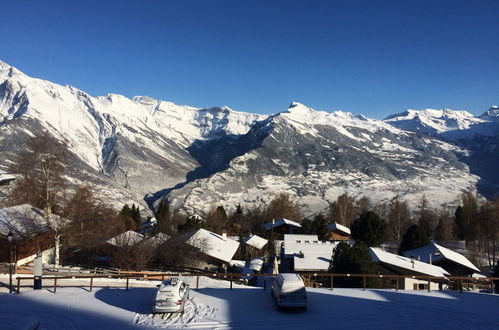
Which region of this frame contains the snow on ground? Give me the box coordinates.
[0,276,498,329]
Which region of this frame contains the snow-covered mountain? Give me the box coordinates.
[383,106,499,197]
[0,60,263,210]
[165,102,478,216]
[0,60,496,216]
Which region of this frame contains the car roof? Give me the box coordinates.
[279,273,304,283]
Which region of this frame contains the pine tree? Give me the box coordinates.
[155,199,172,234]
[399,224,430,252]
[351,211,387,246]
[329,241,380,288]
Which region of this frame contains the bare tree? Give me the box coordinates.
[263,192,301,222]
[386,196,410,243]
[329,193,356,226]
[479,199,499,267]
[355,196,371,215]
[435,207,455,241]
[7,133,69,269]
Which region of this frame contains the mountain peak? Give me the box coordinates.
[0,60,24,78]
[480,105,499,121]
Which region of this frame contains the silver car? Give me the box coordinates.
[271,273,307,310]
[152,278,190,313]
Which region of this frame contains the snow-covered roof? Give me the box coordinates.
[327,222,351,236]
[264,218,302,230]
[0,173,16,185]
[283,234,336,256]
[106,231,144,247]
[402,242,479,273]
[370,247,449,277]
[244,234,268,249]
[186,228,240,264]
[293,252,332,272]
[145,232,170,247]
[0,204,65,238]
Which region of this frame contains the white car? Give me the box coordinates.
[271,273,307,310]
[152,278,190,313]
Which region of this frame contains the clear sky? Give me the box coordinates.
[1,0,498,118]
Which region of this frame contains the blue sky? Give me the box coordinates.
[1,0,498,118]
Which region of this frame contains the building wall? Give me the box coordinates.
[403,278,440,291]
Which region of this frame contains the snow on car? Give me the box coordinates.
[152,278,190,314]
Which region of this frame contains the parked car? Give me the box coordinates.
[152,278,190,313]
[271,273,307,310]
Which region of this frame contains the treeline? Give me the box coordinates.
[162,191,498,269]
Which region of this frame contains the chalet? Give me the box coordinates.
[325,222,351,241]
[402,242,480,276]
[0,204,59,266]
[370,247,449,290]
[185,228,240,269]
[264,218,302,239]
[280,234,337,273]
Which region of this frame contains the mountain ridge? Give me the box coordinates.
[0,60,497,217]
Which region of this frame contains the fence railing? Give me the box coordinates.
[12,272,498,294]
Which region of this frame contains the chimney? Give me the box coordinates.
[222,230,227,241]
[429,253,432,265]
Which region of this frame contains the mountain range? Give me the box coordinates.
[1,60,497,217]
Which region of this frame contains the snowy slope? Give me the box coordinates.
[0,276,498,329]
[165,103,478,216]
[0,60,496,216]
[384,106,499,197]
[384,108,487,135]
[0,60,263,208]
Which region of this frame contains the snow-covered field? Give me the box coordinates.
[0,276,498,329]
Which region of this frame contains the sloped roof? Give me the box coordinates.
[244,234,268,249]
[402,242,479,273]
[106,230,144,247]
[370,247,449,277]
[264,218,302,230]
[145,232,171,247]
[293,252,332,272]
[186,228,240,263]
[327,222,351,236]
[0,204,66,238]
[283,235,336,256]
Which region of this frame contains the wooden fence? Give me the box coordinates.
[12,272,498,294]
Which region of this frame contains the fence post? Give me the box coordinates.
[230,276,233,290]
[54,277,58,294]
[363,276,366,291]
[90,277,93,292]
[263,275,267,291]
[427,278,430,292]
[161,274,165,281]
[460,279,463,293]
[491,279,494,294]
[17,278,21,294]
[395,276,399,291]
[126,276,129,291]
[196,275,199,291]
[330,275,333,291]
